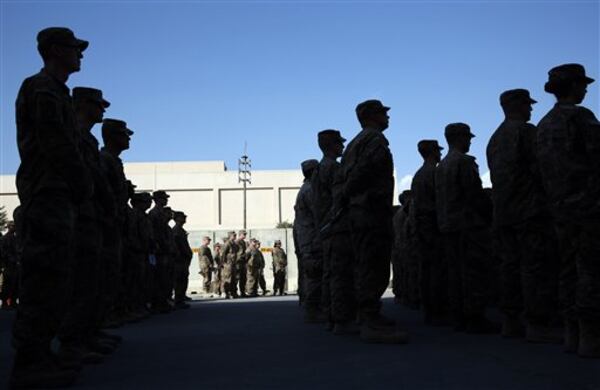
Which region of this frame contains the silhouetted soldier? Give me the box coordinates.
[411,140,446,324]
[129,192,154,316]
[293,159,321,319]
[435,123,497,334]
[11,27,92,388]
[172,211,192,309]
[537,64,600,358]
[57,87,113,367]
[221,231,239,299]
[393,190,418,309]
[312,129,345,328]
[235,230,249,297]
[163,206,176,305]
[99,118,133,326]
[198,236,214,293]
[486,89,560,342]
[272,240,288,295]
[341,99,408,343]
[148,190,172,312]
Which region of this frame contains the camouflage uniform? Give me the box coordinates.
[148,199,172,308]
[435,132,492,329]
[235,238,248,296]
[245,246,262,296]
[272,245,288,295]
[198,244,214,293]
[487,92,558,328]
[393,200,420,309]
[13,67,93,361]
[341,126,394,321]
[220,238,239,298]
[537,67,600,349]
[172,222,193,304]
[412,155,446,322]
[129,194,154,311]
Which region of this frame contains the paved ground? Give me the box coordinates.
[1,294,599,389]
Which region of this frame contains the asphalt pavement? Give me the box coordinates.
[1,294,599,389]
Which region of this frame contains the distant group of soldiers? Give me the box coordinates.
[7,27,199,388]
[196,231,288,298]
[294,63,600,358]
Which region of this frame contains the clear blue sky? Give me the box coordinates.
[1,1,598,184]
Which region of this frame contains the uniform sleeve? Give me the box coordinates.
[34,90,93,202]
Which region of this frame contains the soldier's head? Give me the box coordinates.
[152,190,169,207]
[173,211,187,225]
[73,87,110,125]
[398,190,412,206]
[417,140,443,163]
[228,231,237,241]
[37,27,87,75]
[256,240,261,249]
[500,89,536,122]
[300,159,318,180]
[317,129,346,159]
[355,99,390,131]
[444,123,474,153]
[163,207,173,222]
[102,119,133,152]
[202,236,212,246]
[249,239,257,249]
[545,63,594,104]
[238,230,247,240]
[132,192,152,211]
[214,242,222,251]
[274,239,282,248]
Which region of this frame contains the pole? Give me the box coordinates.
[238,144,251,230]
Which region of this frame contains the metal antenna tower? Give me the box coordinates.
[238,142,252,230]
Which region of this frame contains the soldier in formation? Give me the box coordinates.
[8,28,198,388]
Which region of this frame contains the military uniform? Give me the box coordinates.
[0,226,19,309]
[487,89,559,336]
[537,64,600,356]
[245,245,263,296]
[341,111,394,323]
[172,212,193,304]
[272,243,288,295]
[10,28,93,385]
[435,124,493,332]
[293,160,320,314]
[212,244,223,295]
[235,236,248,297]
[220,236,239,298]
[198,243,214,293]
[129,193,154,313]
[411,141,446,323]
[148,192,172,310]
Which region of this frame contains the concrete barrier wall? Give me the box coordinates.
[186,228,298,296]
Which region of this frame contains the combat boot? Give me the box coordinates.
[304,308,327,324]
[578,320,600,358]
[333,321,361,335]
[564,320,579,353]
[362,313,396,330]
[360,324,409,344]
[174,301,191,310]
[502,316,525,338]
[10,351,78,389]
[525,324,562,344]
[57,344,104,366]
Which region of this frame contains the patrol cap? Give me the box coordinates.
[102,119,134,137]
[301,159,319,177]
[499,89,537,106]
[214,242,222,248]
[228,231,236,237]
[238,230,247,235]
[355,99,390,119]
[444,123,475,138]
[274,239,282,245]
[202,236,212,241]
[152,190,170,200]
[545,64,594,94]
[73,87,110,108]
[37,27,88,52]
[417,140,444,156]
[318,129,346,144]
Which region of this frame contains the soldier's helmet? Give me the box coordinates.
[545,63,595,94]
[73,87,110,108]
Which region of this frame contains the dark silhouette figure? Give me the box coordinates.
[11,27,91,388]
[172,211,193,309]
[536,63,600,358]
[486,89,560,343]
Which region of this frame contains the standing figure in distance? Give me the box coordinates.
[272,240,288,296]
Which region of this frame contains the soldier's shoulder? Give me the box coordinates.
[574,106,599,122]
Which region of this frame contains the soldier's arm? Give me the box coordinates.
[33,89,93,201]
[344,135,391,197]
